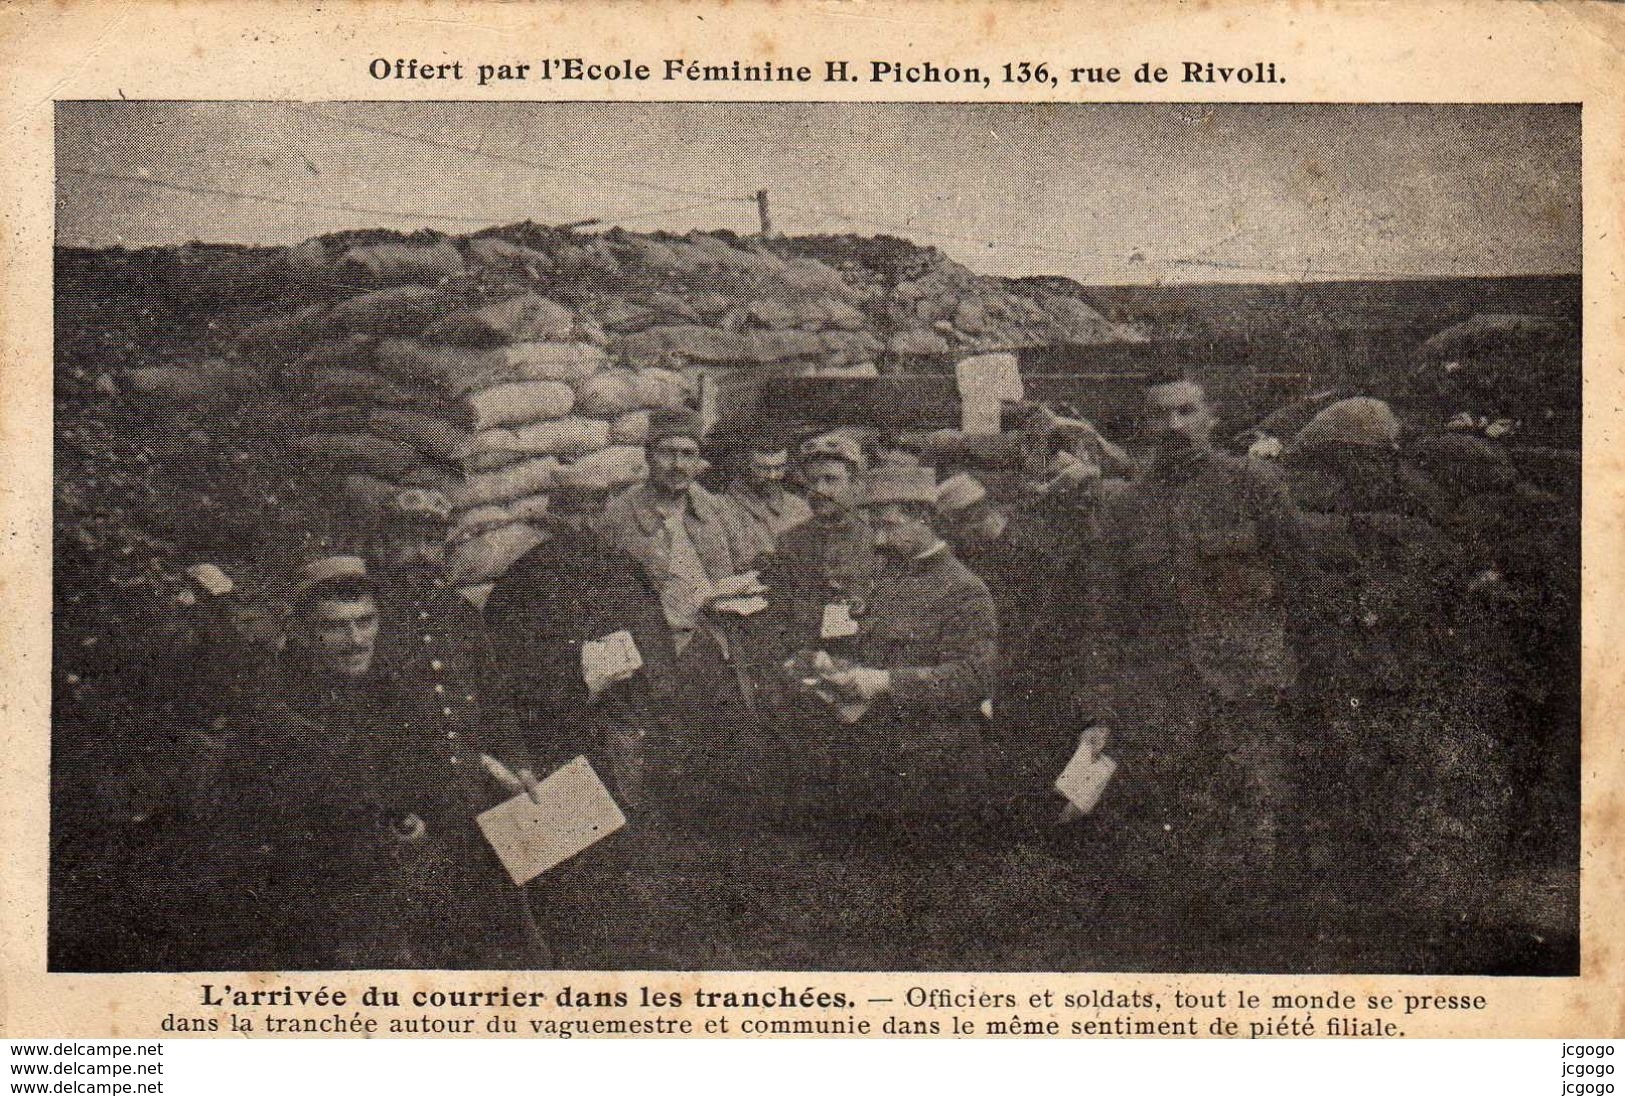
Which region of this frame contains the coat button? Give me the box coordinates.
[423,634,434,644]
[442,706,453,717]
[431,659,444,671]
[434,684,445,695]
[449,756,460,765]
[419,610,430,620]
[447,731,458,740]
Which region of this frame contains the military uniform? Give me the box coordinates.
[204,642,539,971]
[483,526,676,805]
[722,480,812,555]
[798,544,1002,837]
[1090,449,1311,865]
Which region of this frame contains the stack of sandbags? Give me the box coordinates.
[256,282,695,592]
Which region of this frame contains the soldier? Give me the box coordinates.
[759,432,877,626]
[596,407,765,657]
[1085,368,1313,884]
[483,485,674,807]
[935,471,1107,821]
[805,465,1003,845]
[482,486,679,968]
[718,428,812,552]
[205,555,544,970]
[594,407,764,825]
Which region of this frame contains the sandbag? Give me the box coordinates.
[423,293,577,347]
[465,236,555,275]
[465,381,575,431]
[820,297,869,331]
[500,341,609,385]
[374,339,605,398]
[398,466,462,495]
[343,473,404,513]
[285,366,410,407]
[609,410,650,445]
[465,416,610,461]
[743,329,824,364]
[553,446,647,492]
[238,303,331,356]
[463,448,530,473]
[631,368,690,411]
[454,456,561,510]
[613,325,748,368]
[887,329,952,357]
[821,329,884,367]
[747,298,801,330]
[368,408,471,463]
[340,240,465,283]
[447,522,549,586]
[451,504,519,544]
[121,360,263,401]
[329,285,456,339]
[506,493,552,524]
[287,433,422,480]
[574,370,642,418]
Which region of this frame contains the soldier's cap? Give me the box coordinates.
[294,555,376,599]
[647,407,703,447]
[798,431,868,472]
[390,487,454,530]
[935,472,989,515]
[1289,397,1402,454]
[862,465,940,507]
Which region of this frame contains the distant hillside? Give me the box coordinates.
[1058,275,1580,341]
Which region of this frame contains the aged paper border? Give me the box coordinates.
[2,0,1621,1040]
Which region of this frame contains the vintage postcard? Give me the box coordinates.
[1,0,1621,1041]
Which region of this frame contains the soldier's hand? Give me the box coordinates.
[824,666,892,702]
[480,754,541,801]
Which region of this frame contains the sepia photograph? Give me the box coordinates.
[49,100,1581,977]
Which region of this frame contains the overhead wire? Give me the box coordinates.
[60,166,527,227]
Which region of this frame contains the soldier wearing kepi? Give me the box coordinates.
[759,432,877,638]
[803,465,1003,844]
[205,555,544,970]
[1088,367,1313,878]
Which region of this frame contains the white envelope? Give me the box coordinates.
[1055,744,1118,815]
[820,602,859,639]
[476,757,627,885]
[582,629,642,697]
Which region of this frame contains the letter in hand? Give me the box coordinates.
[823,666,892,703]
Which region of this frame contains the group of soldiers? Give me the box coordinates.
[119,363,1568,971]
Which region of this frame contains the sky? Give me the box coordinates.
[55,101,1581,285]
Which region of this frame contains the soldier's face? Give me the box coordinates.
[1145,380,1216,453]
[870,503,934,559]
[649,437,704,493]
[746,449,790,491]
[304,595,381,678]
[803,458,856,518]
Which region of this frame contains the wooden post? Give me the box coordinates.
[755,189,773,237]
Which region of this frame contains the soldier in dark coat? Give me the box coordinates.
[1083,371,1314,891]
[794,465,1004,844]
[484,486,675,804]
[205,555,544,971]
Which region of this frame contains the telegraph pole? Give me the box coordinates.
[755,189,774,237]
